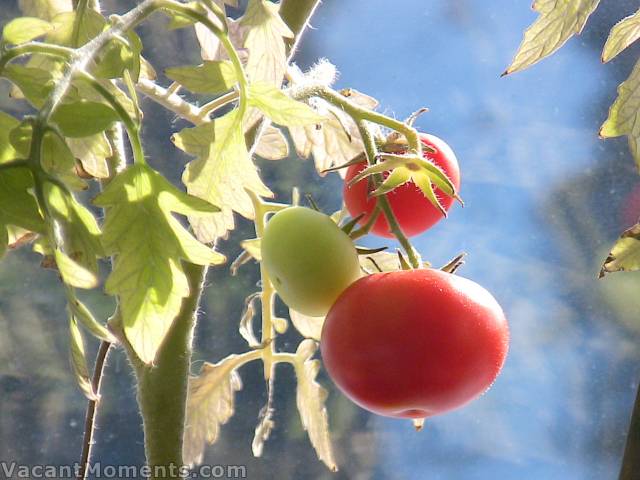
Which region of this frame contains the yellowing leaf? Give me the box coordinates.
[255,125,289,160]
[241,0,293,86]
[175,109,272,242]
[601,58,640,169]
[505,0,600,75]
[2,17,53,44]
[184,355,245,466]
[240,238,261,260]
[93,164,225,364]
[165,61,238,95]
[359,251,402,273]
[601,223,640,277]
[0,112,21,163]
[249,82,324,126]
[294,340,337,472]
[289,309,324,341]
[289,105,363,177]
[602,9,640,62]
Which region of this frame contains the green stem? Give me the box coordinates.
[0,43,73,74]
[136,262,206,478]
[357,121,420,268]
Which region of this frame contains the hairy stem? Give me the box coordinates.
[135,262,206,478]
[77,341,112,480]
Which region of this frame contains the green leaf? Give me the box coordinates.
[248,82,324,126]
[47,10,105,47]
[165,61,238,95]
[67,133,112,179]
[294,340,337,472]
[51,101,119,138]
[93,164,225,364]
[93,32,143,81]
[166,1,207,30]
[45,181,103,288]
[2,17,53,44]
[183,355,244,466]
[601,58,640,169]
[241,0,293,86]
[601,223,640,277]
[0,112,21,164]
[18,0,72,21]
[3,64,55,107]
[504,0,600,75]
[0,166,45,258]
[175,109,272,242]
[602,9,640,63]
[10,123,86,190]
[68,315,98,401]
[69,298,116,342]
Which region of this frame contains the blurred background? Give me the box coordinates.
[2,0,640,478]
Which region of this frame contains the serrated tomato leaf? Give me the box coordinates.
[93,164,225,363]
[174,109,272,242]
[602,9,640,63]
[601,58,640,169]
[2,17,53,44]
[505,0,600,75]
[165,61,238,95]
[51,101,119,138]
[248,82,323,126]
[183,356,244,466]
[601,223,640,277]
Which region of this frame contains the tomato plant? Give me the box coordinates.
[261,206,361,316]
[343,133,461,238]
[320,268,509,418]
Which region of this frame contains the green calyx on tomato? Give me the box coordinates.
[343,133,461,238]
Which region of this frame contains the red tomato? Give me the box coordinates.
[343,133,461,238]
[320,269,508,419]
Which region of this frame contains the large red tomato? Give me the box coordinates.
[320,268,508,419]
[343,133,461,238]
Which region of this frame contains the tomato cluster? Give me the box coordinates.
[260,132,509,420]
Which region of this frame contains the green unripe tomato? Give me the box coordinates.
[261,207,361,317]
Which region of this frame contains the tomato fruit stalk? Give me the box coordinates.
[320,268,508,418]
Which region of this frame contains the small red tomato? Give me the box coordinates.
[343,133,461,238]
[320,269,508,419]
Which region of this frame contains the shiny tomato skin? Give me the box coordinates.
[343,133,461,238]
[320,269,508,419]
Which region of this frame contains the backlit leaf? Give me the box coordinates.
[602,9,640,62]
[2,17,53,44]
[93,164,225,363]
[67,133,112,179]
[51,101,119,138]
[249,82,324,126]
[255,125,289,160]
[184,355,244,466]
[68,315,98,401]
[601,58,640,169]
[289,309,323,341]
[166,61,238,95]
[175,109,272,242]
[294,340,337,472]
[241,0,292,86]
[504,0,600,75]
[601,223,640,277]
[19,0,72,21]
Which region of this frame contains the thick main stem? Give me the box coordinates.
[135,263,206,478]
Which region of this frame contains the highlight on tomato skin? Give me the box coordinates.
[343,133,461,238]
[320,268,509,419]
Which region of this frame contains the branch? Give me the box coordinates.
[77,341,113,480]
